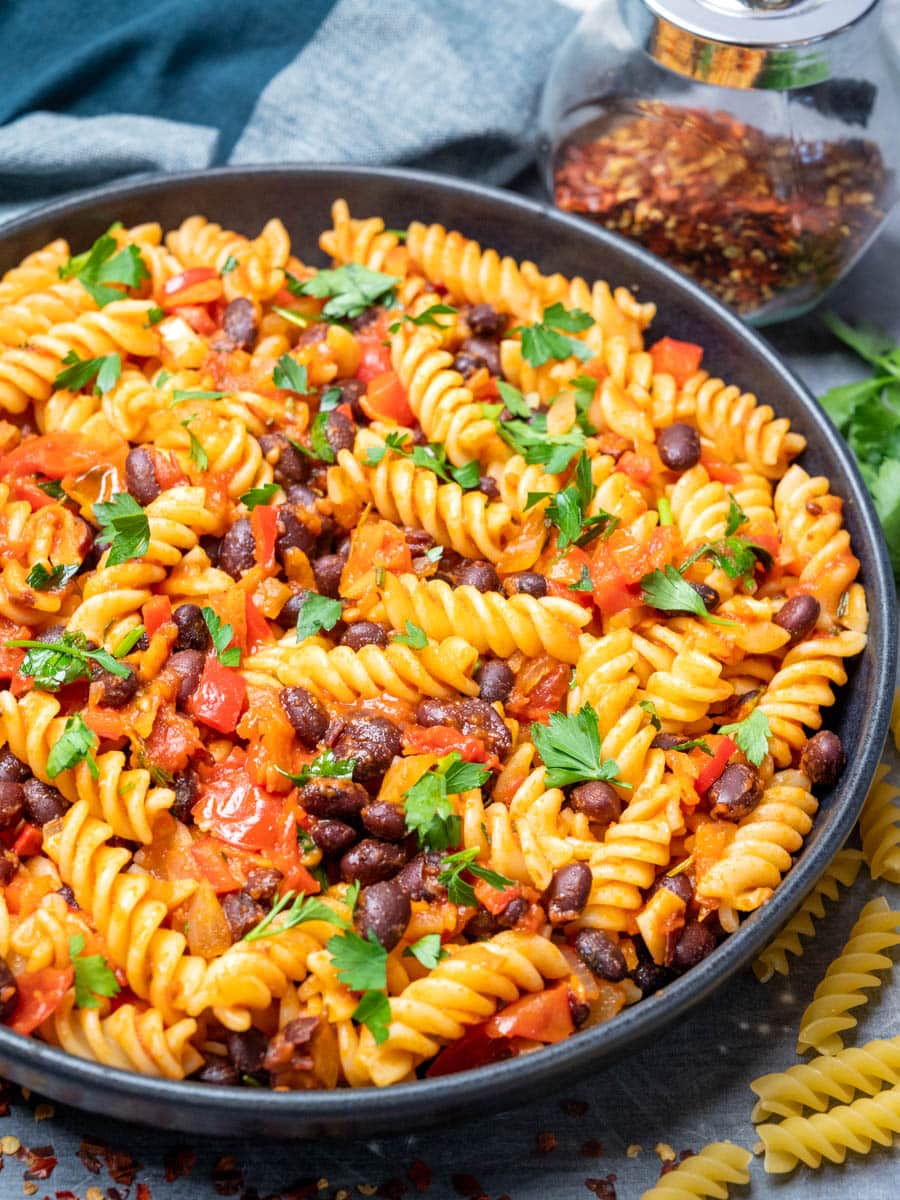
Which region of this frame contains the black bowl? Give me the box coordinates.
[0,166,894,1138]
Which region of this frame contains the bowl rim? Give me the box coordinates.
[0,163,895,1129]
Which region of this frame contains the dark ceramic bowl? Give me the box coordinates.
[0,166,894,1138]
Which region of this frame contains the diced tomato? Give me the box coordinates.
[341,519,413,597]
[615,451,653,485]
[150,449,188,490]
[0,432,113,479]
[361,369,415,425]
[142,594,172,636]
[506,656,571,725]
[745,522,780,565]
[650,337,704,385]
[589,524,676,615]
[692,817,737,882]
[189,837,245,894]
[83,707,128,741]
[474,878,521,916]
[11,479,58,509]
[193,754,283,851]
[426,1022,516,1077]
[8,966,73,1035]
[251,504,278,572]
[12,823,42,858]
[701,453,742,486]
[0,646,25,680]
[144,705,203,774]
[244,594,272,652]
[187,656,247,734]
[170,304,217,336]
[354,313,393,383]
[486,982,575,1044]
[162,267,223,309]
[695,736,737,796]
[544,547,592,608]
[402,725,494,764]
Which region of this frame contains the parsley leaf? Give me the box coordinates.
[424,545,444,563]
[243,890,349,942]
[37,480,66,501]
[201,607,241,667]
[112,626,145,658]
[220,255,239,274]
[319,386,342,412]
[437,847,515,907]
[92,493,150,566]
[69,934,120,1009]
[48,714,98,779]
[277,748,357,787]
[145,305,165,326]
[366,433,480,491]
[295,593,342,642]
[290,264,399,321]
[169,389,225,406]
[403,752,490,851]
[180,421,208,471]
[718,708,771,767]
[240,482,280,510]
[388,303,457,333]
[725,494,748,537]
[493,409,585,475]
[308,411,335,463]
[641,565,738,626]
[273,354,310,394]
[60,234,149,307]
[678,538,771,585]
[527,452,617,550]
[403,933,448,969]
[53,350,121,395]
[532,704,629,789]
[572,375,598,434]
[496,380,533,419]
[6,631,130,691]
[514,303,593,368]
[666,737,713,755]
[392,620,428,650]
[328,929,388,992]
[25,562,79,591]
[351,989,392,1044]
[638,699,662,731]
[569,564,593,592]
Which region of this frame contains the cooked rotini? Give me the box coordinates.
[859,760,900,884]
[0,203,866,1092]
[795,896,900,1056]
[758,1084,900,1173]
[638,1141,752,1199]
[751,1034,900,1122]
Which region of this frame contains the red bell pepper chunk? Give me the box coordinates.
[189,837,245,894]
[695,736,738,796]
[187,656,247,734]
[486,981,575,1044]
[244,594,272,651]
[12,822,42,858]
[83,707,129,741]
[12,479,58,509]
[362,369,415,425]
[474,878,521,916]
[0,431,110,479]
[170,304,218,336]
[162,267,223,309]
[402,725,494,763]
[426,1021,515,1077]
[0,646,25,681]
[251,504,278,572]
[650,337,704,385]
[142,594,172,636]
[702,457,742,486]
[8,966,73,1035]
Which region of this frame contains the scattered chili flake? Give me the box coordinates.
[212,1153,244,1195]
[23,1143,56,1179]
[104,1146,140,1187]
[535,1131,558,1155]
[584,1175,617,1199]
[136,1185,153,1200]
[581,1139,604,1157]
[560,1098,589,1117]
[55,1191,80,1200]
[450,1175,486,1199]
[164,1145,197,1182]
[406,1160,431,1194]
[376,1180,408,1200]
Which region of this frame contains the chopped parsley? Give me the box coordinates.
[639,699,662,731]
[403,933,448,969]
[53,350,121,395]
[513,303,593,368]
[5,631,130,691]
[437,847,515,907]
[640,565,738,626]
[327,929,391,1041]
[201,607,241,667]
[243,890,349,942]
[391,620,428,650]
[365,431,480,490]
[532,704,629,789]
[725,494,748,537]
[240,482,280,510]
[277,748,357,787]
[295,593,342,642]
[678,537,771,586]
[69,934,120,1009]
[37,480,66,501]
[169,389,225,406]
[48,714,98,779]
[718,708,771,767]
[388,303,457,333]
[112,626,145,658]
[527,452,617,550]
[59,232,149,307]
[92,493,151,566]
[25,562,79,592]
[403,752,490,851]
[288,264,399,321]
[220,255,239,274]
[273,354,310,394]
[180,420,209,471]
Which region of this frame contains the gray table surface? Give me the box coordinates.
[0,200,898,1200]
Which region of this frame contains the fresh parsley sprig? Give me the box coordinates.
[25,562,79,592]
[179,419,209,470]
[201,607,241,667]
[718,708,771,767]
[69,934,120,1009]
[527,453,617,550]
[388,304,457,333]
[725,494,748,537]
[365,431,481,491]
[532,704,630,790]
[59,231,149,307]
[288,264,399,321]
[391,620,428,650]
[295,593,342,642]
[273,354,310,394]
[48,714,98,779]
[327,929,391,1042]
[240,482,280,510]
[403,752,490,852]
[277,748,357,787]
[6,631,130,691]
[437,847,515,907]
[640,565,738,626]
[678,538,771,586]
[513,303,593,368]
[92,493,151,566]
[487,404,586,475]
[243,890,349,942]
[53,350,121,395]
[403,933,448,968]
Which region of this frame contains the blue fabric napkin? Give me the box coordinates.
[0,0,579,223]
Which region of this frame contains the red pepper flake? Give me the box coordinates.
[535,1131,558,1155]
[54,1192,79,1200]
[406,1160,432,1194]
[376,1180,408,1200]
[136,1186,153,1200]
[104,1147,140,1187]
[164,1145,197,1182]
[77,1138,104,1174]
[584,1175,617,1199]
[581,1139,604,1157]
[560,1098,589,1117]
[450,1175,486,1200]
[23,1144,57,1180]
[660,1148,696,1177]
[211,1154,243,1195]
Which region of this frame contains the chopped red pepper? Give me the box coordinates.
[361,369,415,425]
[650,337,704,385]
[187,656,247,734]
[8,966,73,1035]
[486,981,575,1043]
[402,725,495,764]
[162,267,223,309]
[474,878,521,916]
[142,594,172,636]
[251,504,278,572]
[244,594,272,651]
[12,822,42,858]
[0,431,117,479]
[695,736,737,796]
[426,1022,516,1077]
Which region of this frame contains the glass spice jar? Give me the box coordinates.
[538,0,900,324]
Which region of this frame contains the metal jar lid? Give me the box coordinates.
[622,0,883,87]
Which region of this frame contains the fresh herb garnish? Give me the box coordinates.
[437,847,515,907]
[273,354,310,394]
[6,631,130,691]
[569,564,593,592]
[639,699,662,731]
[492,408,586,475]
[725,494,748,537]
[270,305,311,329]
[513,303,593,368]
[308,411,335,464]
[403,933,448,968]
[678,537,771,585]
[365,431,480,490]
[69,934,120,1009]
[640,565,738,626]
[718,708,771,767]
[201,607,240,667]
[37,480,66,501]
[25,562,79,592]
[276,748,357,787]
[327,929,391,1040]
[169,389,226,406]
[572,375,598,434]
[350,989,392,1044]
[532,704,629,790]
[289,264,399,320]
[145,305,165,326]
[424,545,444,564]
[112,626,145,658]
[243,890,349,942]
[391,620,428,650]
[295,593,342,642]
[59,232,149,307]
[388,303,457,333]
[240,483,280,510]
[48,714,98,779]
[403,752,490,851]
[496,380,533,419]
[92,493,150,566]
[657,497,673,527]
[220,255,239,274]
[53,350,121,395]
[666,737,713,755]
[527,452,617,549]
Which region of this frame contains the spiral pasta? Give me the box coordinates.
[638,1141,752,1199]
[751,1035,900,1123]
[859,761,900,884]
[758,1084,900,1173]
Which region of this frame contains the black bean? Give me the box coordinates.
[350,307,380,332]
[91,663,139,708]
[476,660,514,703]
[499,896,529,927]
[312,554,344,598]
[395,851,446,902]
[244,867,283,903]
[415,698,455,727]
[647,871,694,907]
[0,749,29,782]
[454,560,500,593]
[332,377,367,421]
[0,961,19,1024]
[477,474,500,500]
[279,686,328,748]
[651,733,686,751]
[508,571,547,598]
[57,883,77,908]
[220,517,256,579]
[171,769,198,825]
[631,960,669,995]
[657,423,701,471]
[221,891,265,941]
[168,649,205,706]
[276,505,318,560]
[273,439,311,487]
[310,818,358,855]
[299,777,370,821]
[546,863,592,924]
[574,929,627,982]
[275,590,307,631]
[341,621,388,650]
[0,851,16,887]
[332,717,402,784]
[569,780,623,826]
[800,730,845,787]
[226,1028,267,1076]
[124,447,160,505]
[453,351,487,378]
[22,779,66,826]
[285,484,319,509]
[671,921,717,971]
[196,1055,239,1086]
[465,909,500,940]
[325,410,356,457]
[354,879,411,950]
[691,582,720,611]
[340,838,407,886]
[361,801,407,841]
[569,993,591,1027]
[459,335,501,376]
[0,781,24,830]
[467,304,507,338]
[200,534,222,567]
[774,594,820,642]
[173,603,212,653]
[455,697,512,758]
[708,763,763,821]
[222,297,257,351]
